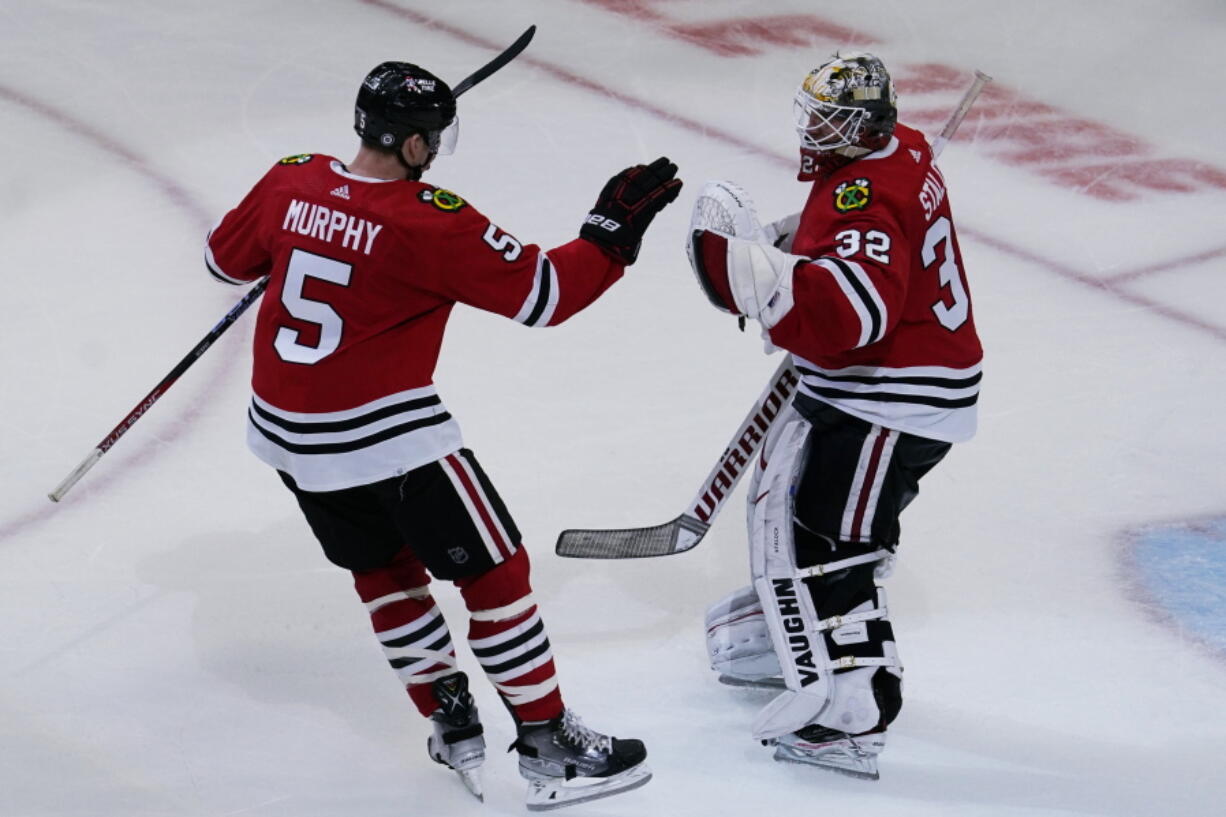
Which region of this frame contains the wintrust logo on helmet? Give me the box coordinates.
[403,77,437,93]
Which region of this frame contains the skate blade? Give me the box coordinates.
[456,767,484,801]
[525,764,652,811]
[772,744,880,781]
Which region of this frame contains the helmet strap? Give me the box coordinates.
[395,131,436,181]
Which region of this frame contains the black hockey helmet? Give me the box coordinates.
[354,62,458,155]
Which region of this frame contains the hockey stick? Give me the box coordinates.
[47,29,539,503]
[556,360,798,558]
[930,70,992,160]
[48,278,269,502]
[555,69,992,559]
[453,25,536,96]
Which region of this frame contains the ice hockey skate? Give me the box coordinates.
[513,709,652,811]
[426,673,486,801]
[770,724,886,780]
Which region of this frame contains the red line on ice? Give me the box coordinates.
[357,1,1226,344]
[0,84,237,543]
[1106,243,1226,284]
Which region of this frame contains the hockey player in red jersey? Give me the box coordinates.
[206,61,679,808]
[689,53,982,779]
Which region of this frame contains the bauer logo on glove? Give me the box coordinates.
[584,214,622,232]
[580,157,683,265]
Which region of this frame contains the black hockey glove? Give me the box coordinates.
[580,157,683,265]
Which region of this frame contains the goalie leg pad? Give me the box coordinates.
[705,585,781,683]
[745,395,800,536]
[746,418,902,741]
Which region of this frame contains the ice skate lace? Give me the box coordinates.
[559,709,612,753]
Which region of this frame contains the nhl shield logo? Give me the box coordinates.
[833,178,872,212]
[448,546,469,564]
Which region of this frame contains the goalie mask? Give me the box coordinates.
[794,52,897,182]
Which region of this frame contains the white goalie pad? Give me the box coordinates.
[744,393,800,537]
[725,239,801,328]
[688,180,765,241]
[745,418,900,741]
[704,585,781,683]
[686,180,806,327]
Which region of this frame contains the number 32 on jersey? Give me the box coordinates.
[833,222,969,332]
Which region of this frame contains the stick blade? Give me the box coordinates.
[452,24,536,97]
[555,515,710,559]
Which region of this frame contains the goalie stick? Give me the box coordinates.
[48,26,538,503]
[555,69,992,559]
[556,359,798,558]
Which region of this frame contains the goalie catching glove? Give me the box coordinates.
[686,180,808,327]
[581,157,683,265]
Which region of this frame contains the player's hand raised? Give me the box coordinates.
[580,157,683,265]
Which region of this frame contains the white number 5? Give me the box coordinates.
[275,248,352,365]
[483,223,523,261]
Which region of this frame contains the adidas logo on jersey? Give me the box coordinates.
[909,149,923,163]
[330,184,351,200]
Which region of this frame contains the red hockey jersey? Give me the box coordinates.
[769,124,983,443]
[206,154,623,491]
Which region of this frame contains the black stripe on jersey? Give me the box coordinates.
[826,257,882,344]
[388,633,453,670]
[480,639,552,676]
[205,256,243,286]
[248,408,454,454]
[801,383,979,409]
[206,267,241,285]
[251,394,443,435]
[470,620,545,660]
[796,365,982,390]
[524,257,553,327]
[380,612,446,649]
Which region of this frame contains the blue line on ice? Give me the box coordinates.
[1130,517,1226,656]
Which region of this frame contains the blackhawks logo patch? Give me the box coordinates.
[418,188,467,212]
[278,153,314,165]
[833,178,872,212]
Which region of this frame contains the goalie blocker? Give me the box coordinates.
[689,227,807,328]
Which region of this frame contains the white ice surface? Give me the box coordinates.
[2,2,1225,815]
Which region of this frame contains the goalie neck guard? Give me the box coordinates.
[794,52,897,182]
